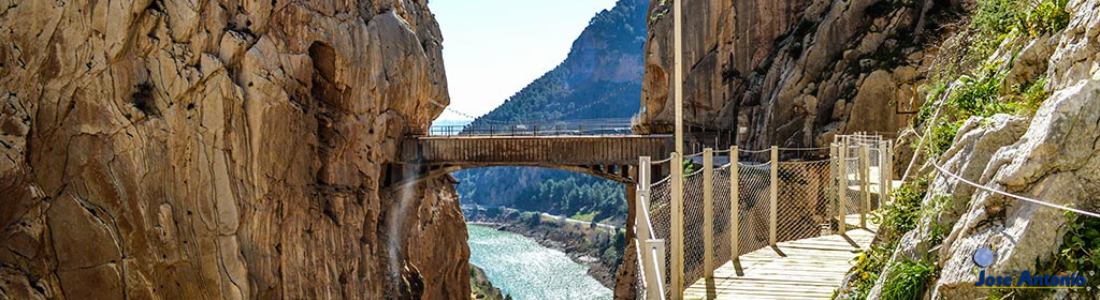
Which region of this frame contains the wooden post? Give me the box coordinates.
[837,140,847,234]
[673,0,683,157]
[647,239,667,299]
[886,141,894,202]
[769,146,779,247]
[703,149,714,285]
[879,140,889,205]
[829,144,837,232]
[672,0,685,290]
[860,145,871,229]
[730,146,743,276]
[671,152,684,299]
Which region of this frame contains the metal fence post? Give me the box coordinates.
[671,152,684,300]
[730,146,743,276]
[859,145,871,229]
[703,148,714,284]
[769,146,779,247]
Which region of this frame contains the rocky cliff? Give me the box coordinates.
[0,0,467,299]
[834,0,1100,299]
[635,0,949,150]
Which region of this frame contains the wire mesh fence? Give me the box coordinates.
[775,160,834,242]
[711,165,734,268]
[645,176,672,299]
[736,162,772,256]
[634,138,892,299]
[841,155,863,228]
[836,134,893,228]
[681,169,706,288]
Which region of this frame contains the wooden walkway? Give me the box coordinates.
[684,216,879,300]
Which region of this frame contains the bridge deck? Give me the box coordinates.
[685,215,878,300]
[403,135,672,165]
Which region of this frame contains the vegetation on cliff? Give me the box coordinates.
[470,264,510,300]
[920,0,1068,156]
[838,177,940,300]
[458,168,628,223]
[837,0,1100,299]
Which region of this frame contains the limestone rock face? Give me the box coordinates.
[866,114,1029,300]
[0,0,467,299]
[857,0,1100,298]
[929,80,1100,300]
[928,30,1100,297]
[636,0,937,149]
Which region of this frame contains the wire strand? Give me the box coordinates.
[930,161,1100,218]
[652,157,674,165]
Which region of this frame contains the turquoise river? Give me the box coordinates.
[466,224,612,300]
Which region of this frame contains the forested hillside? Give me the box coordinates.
[454,0,648,225]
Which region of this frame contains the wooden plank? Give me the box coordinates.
[685,221,879,300]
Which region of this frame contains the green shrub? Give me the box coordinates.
[1019,0,1070,36]
[842,243,897,300]
[947,69,1011,118]
[880,258,936,300]
[1007,76,1050,115]
[970,0,1020,58]
[929,221,950,247]
[922,195,954,247]
[650,0,672,23]
[1043,211,1100,288]
[879,176,930,238]
[914,79,950,129]
[836,177,933,300]
[682,159,697,177]
[527,212,541,227]
[969,0,1069,61]
[927,119,962,157]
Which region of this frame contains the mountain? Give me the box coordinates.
[454,0,649,225]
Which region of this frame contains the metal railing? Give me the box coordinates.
[428,118,634,136]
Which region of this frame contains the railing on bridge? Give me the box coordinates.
[428,118,634,136]
[634,134,893,300]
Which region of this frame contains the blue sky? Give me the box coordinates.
[431,0,619,121]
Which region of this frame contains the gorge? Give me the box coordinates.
[2,0,1098,299]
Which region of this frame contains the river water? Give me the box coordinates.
[467,224,612,300]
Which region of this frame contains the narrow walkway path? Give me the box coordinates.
[685,216,878,300]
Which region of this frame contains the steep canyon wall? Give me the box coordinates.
[0,0,467,299]
[636,0,948,150]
